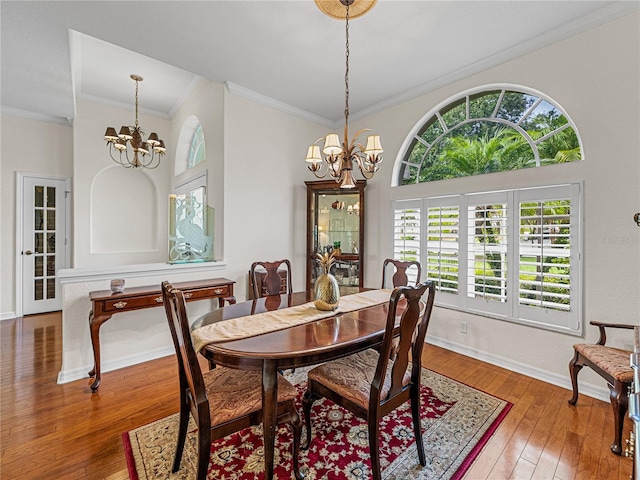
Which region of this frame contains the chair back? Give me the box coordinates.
[162,281,210,411]
[381,259,422,288]
[372,281,435,406]
[250,259,292,298]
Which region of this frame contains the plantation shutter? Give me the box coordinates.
[392,201,422,285]
[425,199,460,298]
[466,192,510,316]
[515,184,581,333]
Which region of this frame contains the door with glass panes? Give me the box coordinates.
[21,176,68,315]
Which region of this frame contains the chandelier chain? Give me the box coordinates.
[344,2,350,129]
[134,78,139,128]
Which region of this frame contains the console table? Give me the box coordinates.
[88,278,235,392]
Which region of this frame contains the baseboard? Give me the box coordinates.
[1,312,17,321]
[57,345,175,385]
[427,336,611,404]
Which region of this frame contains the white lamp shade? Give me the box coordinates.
[323,133,342,156]
[364,135,383,155]
[305,145,322,163]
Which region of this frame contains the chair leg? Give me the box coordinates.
[302,389,320,450]
[568,350,583,405]
[368,418,382,480]
[410,385,426,466]
[196,426,211,480]
[172,400,190,472]
[609,380,629,455]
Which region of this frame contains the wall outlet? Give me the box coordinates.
[459,321,468,334]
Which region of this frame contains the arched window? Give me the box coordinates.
[394,85,583,186]
[175,116,206,176]
[187,124,206,169]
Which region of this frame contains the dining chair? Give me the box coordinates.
[381,258,422,288]
[302,281,436,480]
[568,320,635,455]
[161,281,303,480]
[250,259,293,299]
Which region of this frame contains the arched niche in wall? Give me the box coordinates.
[90,166,158,253]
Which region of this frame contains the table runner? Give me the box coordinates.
[192,289,393,353]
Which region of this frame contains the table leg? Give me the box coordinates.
[88,313,112,392]
[262,359,278,480]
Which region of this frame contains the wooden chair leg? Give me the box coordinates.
[410,385,426,466]
[197,427,211,480]
[568,350,584,405]
[172,399,190,472]
[609,380,629,455]
[368,418,382,480]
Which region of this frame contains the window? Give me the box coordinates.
[175,116,206,176]
[394,86,583,186]
[187,124,206,169]
[392,184,582,334]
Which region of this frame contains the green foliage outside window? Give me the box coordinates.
[400,89,582,185]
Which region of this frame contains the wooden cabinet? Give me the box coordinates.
[305,180,365,294]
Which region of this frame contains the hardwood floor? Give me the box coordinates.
[0,312,633,479]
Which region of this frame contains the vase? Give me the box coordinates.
[314,272,340,311]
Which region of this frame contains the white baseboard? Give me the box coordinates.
[57,345,175,385]
[427,336,611,404]
[1,312,17,321]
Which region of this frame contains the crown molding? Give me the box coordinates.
[224,81,336,129]
[0,106,72,127]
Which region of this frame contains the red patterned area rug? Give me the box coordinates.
[123,368,511,479]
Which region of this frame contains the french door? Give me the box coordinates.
[20,175,69,315]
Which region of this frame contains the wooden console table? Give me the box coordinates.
[88,278,235,392]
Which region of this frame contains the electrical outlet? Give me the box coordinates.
[459,321,468,334]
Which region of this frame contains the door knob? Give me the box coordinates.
[23,250,33,255]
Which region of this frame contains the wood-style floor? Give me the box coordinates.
[0,312,633,479]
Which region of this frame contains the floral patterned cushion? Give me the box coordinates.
[574,344,634,383]
[203,367,297,427]
[307,349,412,410]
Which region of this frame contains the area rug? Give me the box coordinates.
[123,368,511,479]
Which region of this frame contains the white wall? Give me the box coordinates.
[221,90,325,300]
[0,115,73,318]
[353,11,640,399]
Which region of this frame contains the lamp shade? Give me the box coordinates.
[305,145,322,163]
[118,126,133,140]
[146,132,160,146]
[364,135,383,155]
[104,127,119,141]
[323,133,342,156]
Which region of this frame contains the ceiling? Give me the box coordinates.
[1,1,637,128]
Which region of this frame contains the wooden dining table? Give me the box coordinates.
[190,290,408,480]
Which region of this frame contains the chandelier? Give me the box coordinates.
[103,74,166,169]
[305,0,382,189]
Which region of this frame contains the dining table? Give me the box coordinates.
[190,288,414,480]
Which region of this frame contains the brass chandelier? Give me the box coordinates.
[305,0,383,189]
[104,74,166,169]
